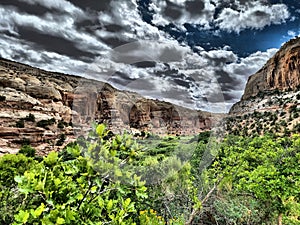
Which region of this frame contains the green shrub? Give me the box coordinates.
[4,125,300,224]
[37,118,55,128]
[56,133,66,146]
[0,154,35,224]
[19,145,36,157]
[289,105,297,113]
[15,119,24,128]
[0,124,196,224]
[24,113,35,122]
[57,120,65,129]
[209,135,300,224]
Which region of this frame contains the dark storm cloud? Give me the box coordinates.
[202,54,236,66]
[109,71,136,86]
[237,0,249,5]
[75,19,101,34]
[201,92,233,102]
[69,0,111,12]
[122,79,157,92]
[155,66,179,78]
[222,93,235,101]
[0,33,89,75]
[215,70,241,92]
[185,1,205,16]
[172,78,191,88]
[17,26,95,60]
[109,41,188,65]
[0,0,49,16]
[104,24,124,32]
[132,61,157,68]
[164,0,183,20]
[9,47,37,63]
[100,36,132,49]
[109,77,131,87]
[215,70,237,84]
[158,69,187,80]
[151,0,215,28]
[159,46,186,62]
[254,10,269,18]
[161,87,195,105]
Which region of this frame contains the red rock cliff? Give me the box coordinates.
[242,37,300,100]
[0,58,223,154]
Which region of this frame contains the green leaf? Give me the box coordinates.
[65,209,76,222]
[107,200,113,212]
[14,176,23,183]
[76,193,84,201]
[54,178,62,187]
[114,169,122,177]
[91,186,97,193]
[56,217,65,224]
[35,181,44,191]
[14,210,30,223]
[44,152,58,166]
[96,124,106,137]
[123,198,131,208]
[33,203,45,217]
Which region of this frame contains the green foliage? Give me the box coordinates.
[24,113,35,122]
[19,145,36,157]
[36,118,56,128]
[0,153,36,224]
[0,95,6,101]
[57,120,69,129]
[2,126,300,224]
[16,119,25,128]
[11,142,147,223]
[209,135,300,224]
[0,124,190,224]
[213,194,272,225]
[56,133,66,146]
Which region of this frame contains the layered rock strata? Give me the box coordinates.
[0,58,223,154]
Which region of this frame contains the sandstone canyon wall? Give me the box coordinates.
[227,37,300,136]
[0,58,222,154]
[242,37,300,101]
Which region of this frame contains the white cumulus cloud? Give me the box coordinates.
[215,3,290,33]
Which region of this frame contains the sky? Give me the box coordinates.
[0,0,300,113]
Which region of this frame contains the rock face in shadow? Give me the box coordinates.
[241,37,300,101]
[0,58,223,154]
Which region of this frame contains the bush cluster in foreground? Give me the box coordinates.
[0,124,300,225]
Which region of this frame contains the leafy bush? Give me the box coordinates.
[56,133,66,146]
[24,113,35,122]
[19,145,36,157]
[57,120,68,129]
[15,119,24,128]
[0,124,191,224]
[36,118,56,128]
[0,153,36,224]
[2,126,300,224]
[209,135,300,224]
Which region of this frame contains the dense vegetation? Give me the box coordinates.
[0,124,300,224]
